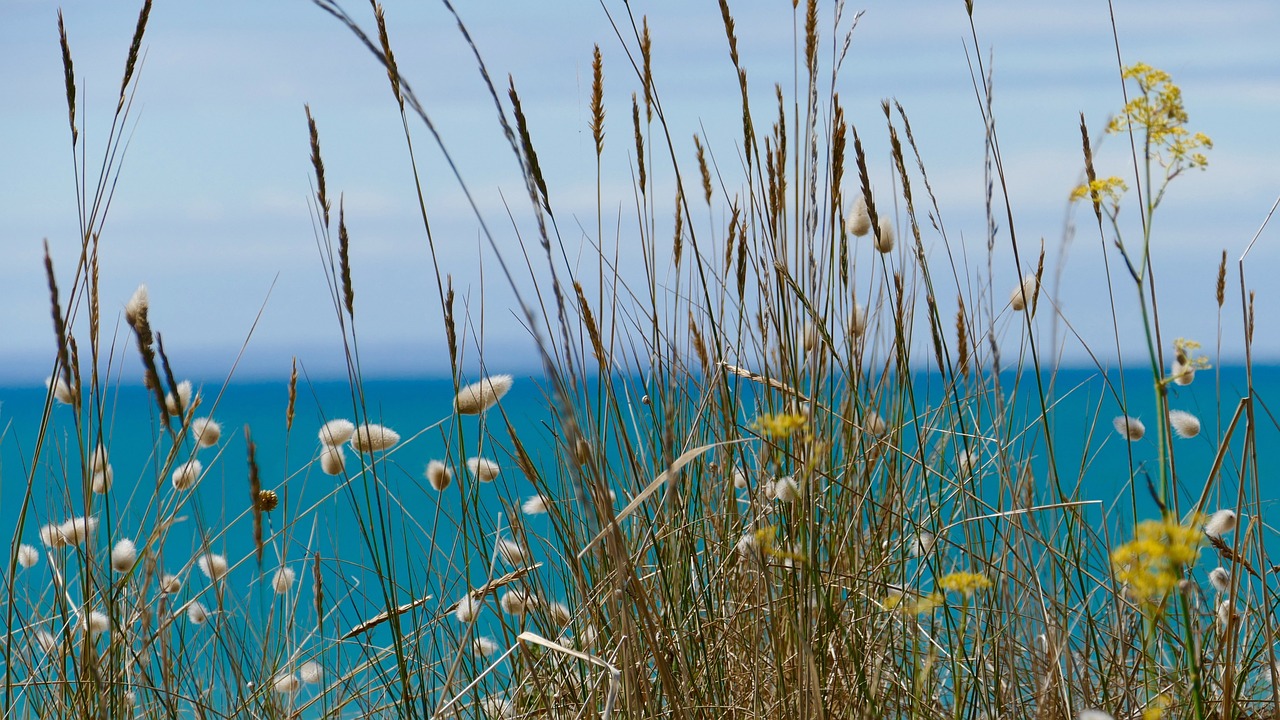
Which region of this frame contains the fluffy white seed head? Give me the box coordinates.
[40,523,67,549]
[318,419,355,446]
[772,476,799,503]
[1113,415,1145,441]
[186,601,209,625]
[59,516,97,546]
[125,284,149,325]
[319,445,345,476]
[453,374,514,415]
[467,457,500,483]
[874,216,895,253]
[35,629,58,654]
[522,495,548,515]
[1010,274,1038,313]
[547,601,572,626]
[1077,711,1114,720]
[273,566,297,595]
[191,417,222,447]
[736,533,759,558]
[197,553,229,581]
[1204,509,1238,538]
[90,444,109,474]
[172,459,203,492]
[91,465,114,494]
[499,589,531,616]
[495,538,527,566]
[46,376,76,405]
[1209,566,1231,594]
[848,303,868,339]
[864,411,888,437]
[846,195,872,237]
[454,594,482,623]
[957,450,978,476]
[480,695,515,720]
[732,468,748,489]
[426,460,452,491]
[1168,409,1201,439]
[350,423,400,453]
[473,636,499,657]
[79,610,110,636]
[16,544,39,569]
[1217,600,1239,632]
[272,673,300,694]
[299,661,322,684]
[165,380,196,417]
[110,539,138,573]
[911,532,936,558]
[160,573,182,594]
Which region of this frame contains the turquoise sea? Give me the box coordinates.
[1,366,1277,698]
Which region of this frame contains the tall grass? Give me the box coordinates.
[5,1,1278,718]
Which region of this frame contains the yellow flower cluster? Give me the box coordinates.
[752,412,809,440]
[1107,63,1212,174]
[884,589,943,615]
[1111,517,1203,606]
[752,526,805,563]
[938,571,992,596]
[1069,176,1128,209]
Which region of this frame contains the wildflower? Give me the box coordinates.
[39,523,67,548]
[318,418,355,446]
[752,412,808,439]
[1009,274,1038,313]
[500,589,532,616]
[110,539,138,573]
[910,532,936,558]
[425,460,452,491]
[938,571,992,596]
[350,423,400,453]
[883,588,942,615]
[1204,509,1237,538]
[46,375,76,405]
[272,673,300,694]
[1113,415,1145,441]
[547,601,572,626]
[272,566,296,594]
[846,195,872,236]
[319,445,345,476]
[495,538,526,565]
[1112,517,1204,605]
[453,374,514,415]
[1168,409,1200,439]
[848,303,868,338]
[172,458,203,491]
[772,476,799,503]
[79,610,109,636]
[732,468,748,489]
[197,553,230,582]
[299,661,322,684]
[874,216,895,253]
[59,516,97,546]
[522,495,548,515]
[467,457,500,483]
[191,417,222,447]
[90,444,109,473]
[454,594,482,623]
[16,544,39,569]
[1208,566,1230,594]
[124,284,149,325]
[165,380,196,416]
[473,636,499,656]
[187,601,209,625]
[159,573,182,594]
[91,465,113,494]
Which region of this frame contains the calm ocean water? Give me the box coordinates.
[1,367,1276,667]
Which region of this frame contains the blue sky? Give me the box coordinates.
[1,1,1277,383]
